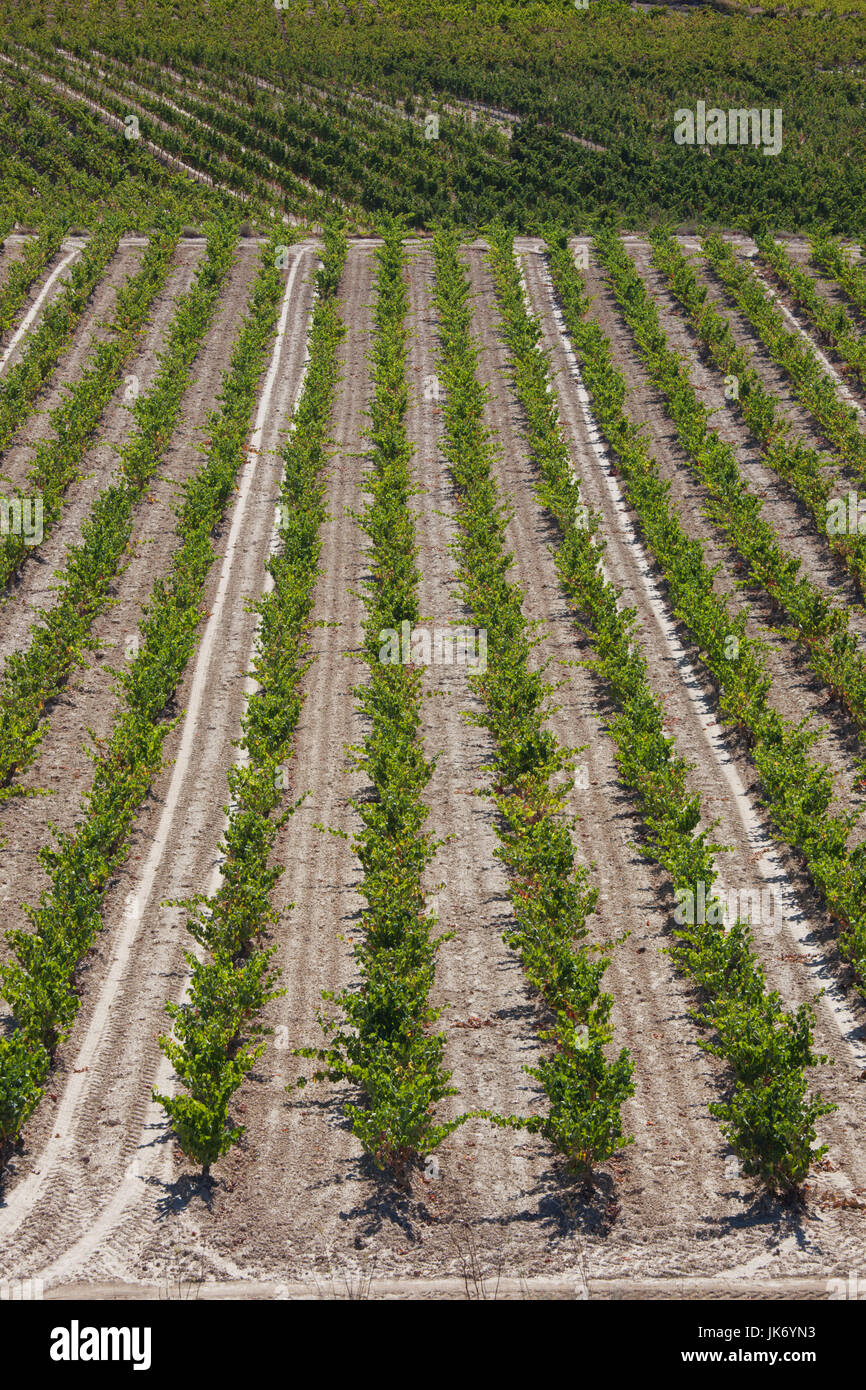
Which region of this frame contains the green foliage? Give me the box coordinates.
[757,233,866,390]
[296,218,464,1185]
[811,234,866,321]
[542,226,835,1193]
[707,997,832,1193]
[155,220,348,1170]
[703,232,866,480]
[432,221,633,1179]
[548,228,866,992]
[649,227,866,597]
[0,1031,49,1157]
[3,4,865,233]
[0,47,230,227]
[0,230,290,1162]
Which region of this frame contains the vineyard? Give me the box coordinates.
[0,0,865,1304]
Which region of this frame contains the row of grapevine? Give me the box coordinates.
[0,217,122,456]
[0,53,225,229]
[0,236,290,1160]
[702,234,866,480]
[649,229,866,597]
[59,40,514,228]
[756,234,866,390]
[0,217,69,336]
[489,224,833,1195]
[0,109,87,222]
[11,36,576,232]
[166,58,513,222]
[69,63,304,213]
[59,47,336,218]
[6,2,866,233]
[0,217,239,802]
[0,217,181,591]
[46,38,448,225]
[432,224,634,1177]
[3,45,286,224]
[297,221,464,1184]
[811,234,866,322]
[0,88,120,216]
[155,220,347,1171]
[111,55,414,213]
[0,76,144,209]
[595,230,866,742]
[545,236,866,995]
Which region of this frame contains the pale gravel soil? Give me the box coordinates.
[0,243,319,1278]
[758,241,866,411]
[0,244,140,487]
[0,239,864,1297]
[40,1273,846,1300]
[582,244,866,829]
[0,242,262,982]
[0,240,205,675]
[689,243,866,504]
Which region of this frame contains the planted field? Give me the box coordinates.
[0,215,864,1301]
[0,0,865,1310]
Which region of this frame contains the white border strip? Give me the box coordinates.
[0,245,81,376]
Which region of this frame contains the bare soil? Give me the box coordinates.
[1,237,865,1298]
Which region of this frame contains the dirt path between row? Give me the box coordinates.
[582,244,864,825]
[1,237,864,1293]
[0,243,141,491]
[127,240,379,1288]
[514,240,866,1277]
[0,242,262,982]
[0,241,319,1285]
